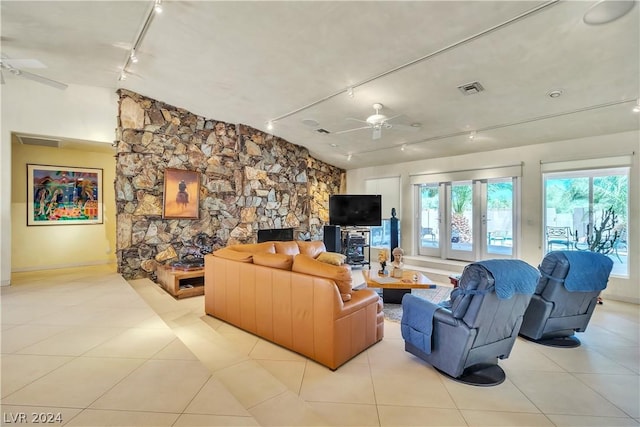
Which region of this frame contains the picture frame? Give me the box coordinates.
[162,168,200,219]
[27,164,103,226]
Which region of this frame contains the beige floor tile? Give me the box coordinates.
[184,376,250,416]
[368,338,434,376]
[534,345,636,375]
[83,327,176,358]
[307,401,380,426]
[382,319,403,339]
[152,337,199,360]
[373,369,456,408]
[1,324,70,354]
[250,338,307,362]
[574,373,640,418]
[217,327,260,356]
[1,354,74,398]
[87,307,159,328]
[16,326,126,357]
[443,377,540,413]
[460,409,554,426]
[214,360,288,408]
[26,305,112,327]
[0,405,82,426]
[377,404,467,426]
[173,413,259,426]
[248,390,328,426]
[64,409,179,426]
[507,370,628,417]
[1,303,61,324]
[257,359,306,394]
[2,356,144,408]
[90,359,211,413]
[501,339,566,372]
[590,345,640,374]
[300,361,375,404]
[546,414,640,426]
[172,323,250,372]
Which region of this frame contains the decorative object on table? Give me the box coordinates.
[27,164,103,226]
[378,248,389,275]
[391,247,404,278]
[162,168,200,219]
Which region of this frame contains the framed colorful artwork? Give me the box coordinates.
[27,164,103,226]
[162,168,200,219]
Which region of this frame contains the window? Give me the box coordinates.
[544,167,629,277]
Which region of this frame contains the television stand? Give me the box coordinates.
[341,228,370,269]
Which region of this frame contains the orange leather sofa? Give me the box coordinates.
[204,240,384,370]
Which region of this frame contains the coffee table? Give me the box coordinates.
[363,270,436,303]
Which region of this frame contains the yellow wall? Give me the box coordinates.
[11,142,116,271]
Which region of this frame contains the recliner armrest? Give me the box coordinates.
[433,307,459,327]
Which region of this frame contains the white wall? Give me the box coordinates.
[0,80,118,285]
[347,131,640,303]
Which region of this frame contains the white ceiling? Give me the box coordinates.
[2,1,638,170]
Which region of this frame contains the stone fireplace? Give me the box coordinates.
[115,90,344,279]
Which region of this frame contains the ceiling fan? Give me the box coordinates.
[0,56,68,90]
[335,103,417,140]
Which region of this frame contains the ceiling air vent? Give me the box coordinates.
[458,81,485,95]
[17,135,60,148]
[315,128,330,134]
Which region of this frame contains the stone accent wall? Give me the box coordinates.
[115,90,343,279]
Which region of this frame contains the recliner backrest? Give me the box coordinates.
[536,251,608,317]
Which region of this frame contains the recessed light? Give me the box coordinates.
[548,89,563,98]
[330,143,338,147]
[302,118,319,127]
[411,123,422,128]
[266,121,274,130]
[584,0,635,25]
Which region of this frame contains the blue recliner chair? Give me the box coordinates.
[401,259,539,386]
[519,251,613,348]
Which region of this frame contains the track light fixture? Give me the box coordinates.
[154,0,163,14]
[118,71,127,81]
[346,87,354,98]
[130,49,138,63]
[633,100,640,113]
[266,121,274,131]
[469,131,477,140]
[347,154,352,161]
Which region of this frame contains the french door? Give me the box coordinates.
[417,178,516,261]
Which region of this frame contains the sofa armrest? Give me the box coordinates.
[337,289,380,318]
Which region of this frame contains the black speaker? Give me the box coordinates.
[323,225,341,253]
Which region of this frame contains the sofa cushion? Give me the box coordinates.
[292,254,353,302]
[316,252,346,266]
[297,241,326,258]
[253,252,294,270]
[229,242,276,254]
[213,247,254,263]
[274,241,300,255]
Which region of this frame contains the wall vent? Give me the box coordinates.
[17,135,60,148]
[458,81,485,95]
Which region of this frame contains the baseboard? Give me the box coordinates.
[11,260,116,273]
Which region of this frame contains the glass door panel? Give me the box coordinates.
[485,179,513,257]
[417,184,440,256]
[448,181,474,261]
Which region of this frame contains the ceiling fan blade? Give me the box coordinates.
[16,69,68,90]
[372,127,382,140]
[345,117,369,124]
[333,126,371,135]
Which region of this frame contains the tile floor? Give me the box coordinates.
[1,264,639,426]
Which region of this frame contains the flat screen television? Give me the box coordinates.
[329,194,382,227]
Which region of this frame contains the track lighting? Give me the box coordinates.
[346,87,354,98]
[130,49,138,63]
[633,100,640,113]
[401,144,406,151]
[469,131,477,140]
[154,0,163,14]
[266,121,274,131]
[347,154,352,161]
[119,71,127,81]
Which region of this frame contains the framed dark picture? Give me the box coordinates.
[163,168,200,219]
[27,164,103,226]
